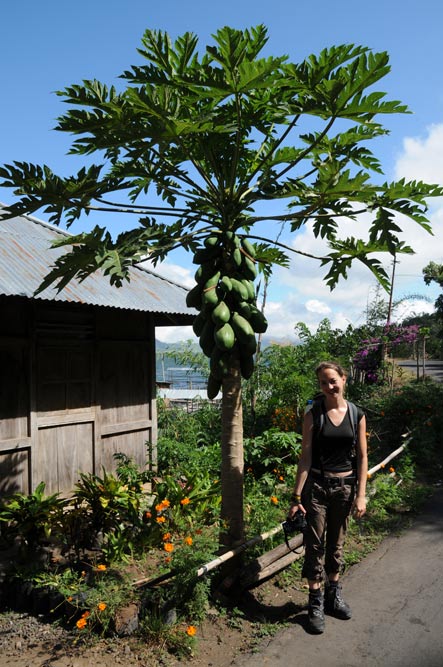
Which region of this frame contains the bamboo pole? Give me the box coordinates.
[196,524,282,577]
[367,438,410,476]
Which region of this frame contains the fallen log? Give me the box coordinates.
[238,533,304,589]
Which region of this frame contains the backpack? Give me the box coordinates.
[307,396,360,474]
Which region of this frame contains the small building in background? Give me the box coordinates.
[0,208,195,496]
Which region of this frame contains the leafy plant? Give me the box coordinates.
[153,469,221,531]
[0,482,66,553]
[244,429,301,479]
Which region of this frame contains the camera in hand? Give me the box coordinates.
[282,509,308,536]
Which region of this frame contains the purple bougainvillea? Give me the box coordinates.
[353,324,420,384]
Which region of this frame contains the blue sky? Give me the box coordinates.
[1,0,443,342]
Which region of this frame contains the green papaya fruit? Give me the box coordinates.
[231,312,255,344]
[210,347,231,380]
[237,301,252,319]
[241,254,257,280]
[192,311,206,337]
[214,322,235,352]
[241,278,256,301]
[239,337,257,356]
[249,307,268,334]
[224,230,240,245]
[230,278,249,302]
[204,233,222,248]
[192,245,221,264]
[211,300,231,326]
[207,373,222,400]
[202,271,221,307]
[220,275,233,293]
[199,320,215,357]
[202,286,220,307]
[240,354,255,379]
[186,284,203,309]
[195,260,219,285]
[240,237,256,259]
[204,271,221,289]
[233,247,242,267]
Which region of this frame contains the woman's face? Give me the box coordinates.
[317,368,346,398]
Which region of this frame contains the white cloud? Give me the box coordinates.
[305,300,331,315]
[141,258,194,288]
[156,325,194,344]
[395,123,443,184]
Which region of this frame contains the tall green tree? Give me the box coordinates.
[423,261,443,318]
[1,26,442,547]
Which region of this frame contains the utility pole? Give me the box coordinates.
[386,255,397,326]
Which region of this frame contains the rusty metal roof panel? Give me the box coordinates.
[0,210,196,316]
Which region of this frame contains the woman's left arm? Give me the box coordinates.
[353,414,368,517]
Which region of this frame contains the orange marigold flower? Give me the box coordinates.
[97,602,107,611]
[389,467,395,473]
[184,536,193,546]
[162,532,172,541]
[186,625,197,637]
[180,497,191,505]
[82,611,90,619]
[156,516,166,523]
[145,511,152,519]
[164,542,174,553]
[160,499,170,508]
[270,495,278,505]
[279,476,284,481]
[155,503,164,512]
[96,564,107,571]
[67,596,73,602]
[76,618,87,630]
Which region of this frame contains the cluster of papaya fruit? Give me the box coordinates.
[186,230,268,398]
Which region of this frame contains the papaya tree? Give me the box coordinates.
[1,26,442,549]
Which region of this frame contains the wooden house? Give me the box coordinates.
[0,209,195,496]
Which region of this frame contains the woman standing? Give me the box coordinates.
[287,361,368,634]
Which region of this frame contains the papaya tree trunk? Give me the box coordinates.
[220,356,244,549]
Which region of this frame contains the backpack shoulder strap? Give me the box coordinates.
[310,397,325,439]
[346,400,359,446]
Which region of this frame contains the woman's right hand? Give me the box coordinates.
[287,501,306,518]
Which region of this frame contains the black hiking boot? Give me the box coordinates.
[307,590,325,634]
[324,582,352,619]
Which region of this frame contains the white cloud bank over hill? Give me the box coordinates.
[155,123,443,344]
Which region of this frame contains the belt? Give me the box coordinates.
[309,470,357,487]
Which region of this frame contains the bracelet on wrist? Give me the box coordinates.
[290,494,301,504]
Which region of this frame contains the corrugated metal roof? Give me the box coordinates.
[0,209,196,317]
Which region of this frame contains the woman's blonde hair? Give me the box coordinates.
[315,361,347,378]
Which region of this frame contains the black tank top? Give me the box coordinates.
[311,405,361,473]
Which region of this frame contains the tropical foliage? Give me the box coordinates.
[2,26,442,546]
